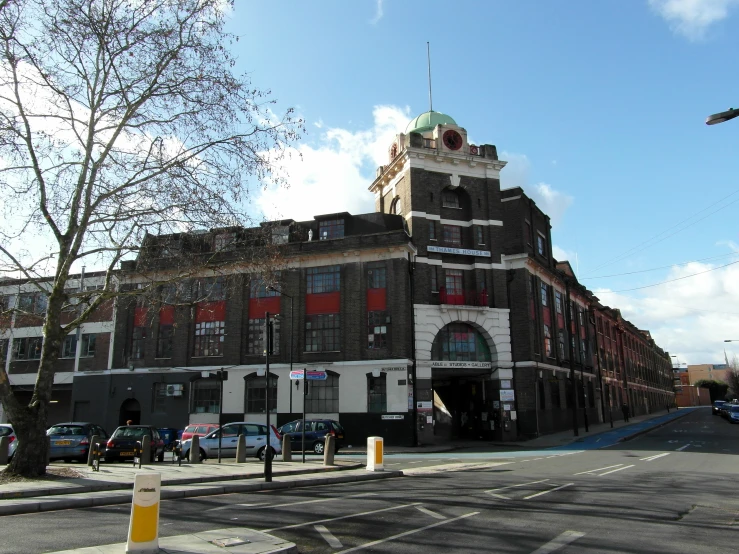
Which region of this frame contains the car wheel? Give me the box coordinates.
[313,441,325,455]
[257,446,275,461]
[157,450,164,463]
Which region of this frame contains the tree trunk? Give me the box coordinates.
[4,404,49,477]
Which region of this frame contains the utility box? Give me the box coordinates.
[366,436,384,472]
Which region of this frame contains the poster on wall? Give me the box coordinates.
[408,386,414,411]
[499,389,515,402]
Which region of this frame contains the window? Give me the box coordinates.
[550,379,561,408]
[368,311,387,349]
[367,373,387,412]
[152,383,168,413]
[580,339,587,362]
[272,226,289,245]
[476,226,484,245]
[157,324,174,358]
[442,189,460,208]
[442,225,462,246]
[318,219,345,240]
[429,221,436,241]
[244,374,278,413]
[161,284,177,304]
[390,197,402,216]
[571,336,578,361]
[18,292,47,314]
[132,326,146,360]
[537,234,546,256]
[540,283,548,306]
[62,336,77,358]
[193,277,225,302]
[305,371,339,413]
[430,266,438,292]
[544,325,552,357]
[305,314,340,352]
[214,232,235,251]
[558,330,565,359]
[250,275,280,298]
[445,269,463,296]
[193,320,224,356]
[247,318,280,355]
[525,220,533,246]
[368,266,386,289]
[578,309,584,326]
[555,291,562,314]
[191,379,220,414]
[307,266,340,294]
[13,337,43,360]
[431,322,492,362]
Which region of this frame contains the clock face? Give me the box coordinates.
[442,129,463,151]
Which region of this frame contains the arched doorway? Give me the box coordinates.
[431,322,493,440]
[119,398,141,426]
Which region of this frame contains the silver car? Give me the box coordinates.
[181,422,282,462]
[0,424,17,461]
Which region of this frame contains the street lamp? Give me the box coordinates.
[706,108,739,125]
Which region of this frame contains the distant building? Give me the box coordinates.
[687,364,730,385]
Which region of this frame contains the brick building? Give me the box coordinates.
[1,109,675,446]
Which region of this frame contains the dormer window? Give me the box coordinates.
[442,189,460,208]
[271,226,289,245]
[214,232,235,252]
[319,219,344,240]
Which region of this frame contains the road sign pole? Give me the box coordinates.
[264,313,272,482]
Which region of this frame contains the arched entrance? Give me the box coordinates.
[431,322,494,440]
[119,398,141,426]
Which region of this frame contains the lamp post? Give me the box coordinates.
[706,108,739,125]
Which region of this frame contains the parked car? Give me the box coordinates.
[181,423,219,441]
[181,422,281,462]
[727,405,739,424]
[105,425,165,463]
[157,428,181,451]
[47,422,108,463]
[712,400,726,415]
[0,423,17,461]
[277,419,345,455]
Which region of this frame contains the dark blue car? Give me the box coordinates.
[277,419,345,455]
[47,422,108,463]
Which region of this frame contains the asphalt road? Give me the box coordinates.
[2,407,737,554]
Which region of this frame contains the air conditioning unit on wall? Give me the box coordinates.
[166,384,184,397]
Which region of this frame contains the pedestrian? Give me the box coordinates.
[621,403,630,422]
[126,419,133,426]
[666,402,670,413]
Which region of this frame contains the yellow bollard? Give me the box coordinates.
[366,436,384,472]
[126,473,161,554]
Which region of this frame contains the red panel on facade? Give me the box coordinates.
[195,301,226,323]
[134,307,148,327]
[366,288,387,311]
[248,296,281,319]
[159,306,175,326]
[306,292,340,315]
[543,306,551,323]
[557,314,565,329]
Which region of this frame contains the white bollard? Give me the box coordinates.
[126,473,161,554]
[366,436,384,472]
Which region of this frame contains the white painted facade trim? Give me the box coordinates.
[501,196,521,202]
[405,211,503,228]
[415,256,505,270]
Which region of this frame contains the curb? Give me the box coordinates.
[0,461,362,500]
[617,410,692,443]
[0,469,403,516]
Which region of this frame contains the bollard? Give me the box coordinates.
[366,436,384,472]
[0,436,8,465]
[281,434,292,462]
[236,434,246,463]
[189,435,201,464]
[87,435,99,466]
[323,435,335,466]
[141,436,152,465]
[46,436,51,466]
[91,442,101,472]
[126,473,161,554]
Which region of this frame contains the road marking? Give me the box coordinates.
[209,492,377,512]
[598,465,635,476]
[315,525,342,548]
[676,443,691,451]
[485,480,550,493]
[262,502,422,532]
[335,512,479,553]
[408,461,423,464]
[415,506,446,519]
[530,530,586,554]
[523,483,574,500]
[640,453,670,462]
[573,464,622,475]
[595,438,601,442]
[531,458,543,461]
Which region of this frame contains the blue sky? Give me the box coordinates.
[233,1,739,364]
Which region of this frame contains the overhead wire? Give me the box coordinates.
[581,251,739,279]
[595,290,739,316]
[597,259,739,292]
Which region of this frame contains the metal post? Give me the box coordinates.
[302,368,306,464]
[217,371,223,463]
[289,296,294,414]
[565,282,579,437]
[581,373,589,432]
[264,313,272,482]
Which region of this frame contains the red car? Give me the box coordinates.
[181,423,219,441]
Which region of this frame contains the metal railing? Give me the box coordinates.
[438,287,488,307]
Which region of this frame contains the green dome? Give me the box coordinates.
[405,111,457,134]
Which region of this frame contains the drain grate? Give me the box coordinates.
[211,537,251,548]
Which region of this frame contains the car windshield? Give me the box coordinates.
[113,427,149,438]
[48,425,86,436]
[731,406,739,413]
[0,426,12,437]
[714,401,726,406]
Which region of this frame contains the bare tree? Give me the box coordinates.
[0,0,302,476]
[726,354,739,400]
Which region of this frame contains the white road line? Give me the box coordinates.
[415,506,447,520]
[523,483,574,500]
[598,465,635,476]
[207,492,377,512]
[206,503,266,512]
[315,525,343,549]
[408,461,423,464]
[485,479,550,493]
[573,464,622,476]
[530,530,586,554]
[261,502,422,532]
[531,458,543,461]
[676,444,691,451]
[640,453,670,462]
[487,493,511,500]
[335,512,479,553]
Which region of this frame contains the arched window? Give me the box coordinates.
[305,370,339,413]
[190,378,220,414]
[431,323,491,362]
[244,373,278,413]
[442,188,460,208]
[389,196,402,216]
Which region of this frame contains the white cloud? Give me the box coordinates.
[553,245,579,268]
[370,0,384,24]
[595,258,739,363]
[649,0,739,40]
[256,105,410,221]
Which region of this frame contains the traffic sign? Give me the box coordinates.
[289,369,327,380]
